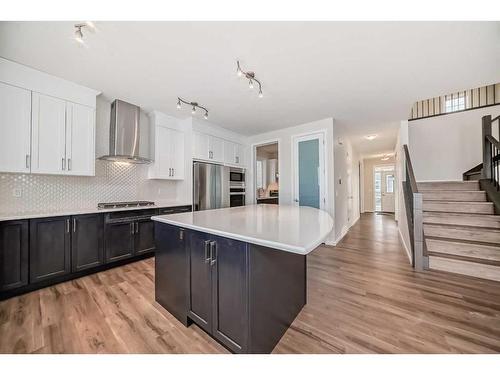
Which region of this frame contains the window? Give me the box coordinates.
[386,175,394,193]
[445,94,465,113]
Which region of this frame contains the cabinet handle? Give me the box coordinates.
[179,229,184,240]
[172,168,175,177]
[130,222,134,235]
[25,154,30,169]
[73,218,76,233]
[210,241,217,266]
[204,240,211,263]
[68,158,72,171]
[62,158,66,170]
[135,222,139,233]
[66,219,70,233]
[235,156,239,164]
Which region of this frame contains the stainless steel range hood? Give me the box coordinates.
[99,99,152,164]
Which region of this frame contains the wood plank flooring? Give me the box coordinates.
[1,213,499,353]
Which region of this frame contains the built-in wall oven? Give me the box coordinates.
[229,168,246,207]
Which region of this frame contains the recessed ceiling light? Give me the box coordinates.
[364,134,377,141]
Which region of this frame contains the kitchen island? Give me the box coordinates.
[152,204,333,353]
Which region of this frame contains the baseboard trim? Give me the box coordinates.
[328,215,361,246]
[398,226,413,265]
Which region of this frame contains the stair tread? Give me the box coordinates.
[428,256,500,282]
[424,223,500,232]
[426,238,500,249]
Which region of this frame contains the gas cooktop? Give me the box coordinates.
[97,201,155,209]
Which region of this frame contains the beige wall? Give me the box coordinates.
[362,156,396,213]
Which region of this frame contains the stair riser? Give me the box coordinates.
[426,239,500,262]
[423,202,494,214]
[424,225,500,244]
[423,215,500,228]
[422,191,486,202]
[429,256,500,282]
[418,182,480,191]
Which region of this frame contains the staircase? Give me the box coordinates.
[419,180,500,282]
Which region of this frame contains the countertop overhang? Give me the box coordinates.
[152,204,334,255]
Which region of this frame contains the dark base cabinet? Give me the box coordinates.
[0,220,29,291]
[154,224,306,354]
[30,216,71,283]
[0,205,192,301]
[72,214,104,272]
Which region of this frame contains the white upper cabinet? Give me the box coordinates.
[0,58,99,176]
[192,131,226,164]
[148,112,185,180]
[31,93,67,175]
[208,136,224,163]
[0,82,32,173]
[224,140,246,167]
[65,102,95,176]
[193,131,210,160]
[31,93,96,176]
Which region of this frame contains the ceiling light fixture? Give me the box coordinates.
[237,61,263,98]
[74,23,86,44]
[177,97,209,120]
[364,134,378,141]
[381,154,391,161]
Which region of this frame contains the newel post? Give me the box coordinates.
[413,192,425,272]
[483,115,492,180]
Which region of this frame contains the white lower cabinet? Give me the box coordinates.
[148,112,185,180]
[0,82,32,173]
[31,93,95,176]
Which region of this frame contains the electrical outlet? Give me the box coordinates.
[12,188,22,198]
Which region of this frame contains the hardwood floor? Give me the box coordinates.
[1,213,499,353]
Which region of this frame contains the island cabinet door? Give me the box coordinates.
[211,236,249,353]
[187,230,213,333]
[155,223,188,326]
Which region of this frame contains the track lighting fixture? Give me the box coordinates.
[236,61,263,98]
[74,24,85,44]
[73,22,97,45]
[176,97,209,120]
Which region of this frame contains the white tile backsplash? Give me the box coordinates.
[0,160,178,214]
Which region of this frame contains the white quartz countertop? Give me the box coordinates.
[0,200,192,222]
[152,204,333,255]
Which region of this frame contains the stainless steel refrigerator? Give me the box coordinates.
[193,162,230,211]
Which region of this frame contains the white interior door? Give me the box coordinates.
[381,170,395,212]
[0,82,32,173]
[293,133,326,210]
[65,102,95,176]
[31,92,67,174]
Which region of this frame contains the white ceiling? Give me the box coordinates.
[1,22,499,155]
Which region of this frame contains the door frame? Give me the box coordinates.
[251,138,281,205]
[373,164,395,213]
[291,130,327,210]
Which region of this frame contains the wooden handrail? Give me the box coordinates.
[486,134,500,149]
[403,145,418,193]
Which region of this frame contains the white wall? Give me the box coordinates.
[395,120,412,263]
[334,134,360,242]
[409,105,500,181]
[246,118,360,245]
[247,118,336,242]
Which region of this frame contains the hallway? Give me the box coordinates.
[275,213,500,353]
[1,213,499,353]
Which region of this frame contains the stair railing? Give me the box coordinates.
[483,115,500,190]
[402,145,425,271]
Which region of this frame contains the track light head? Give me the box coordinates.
[176,99,181,109]
[74,25,84,44]
[204,112,208,120]
[258,90,263,98]
[191,106,196,115]
[249,79,254,89]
